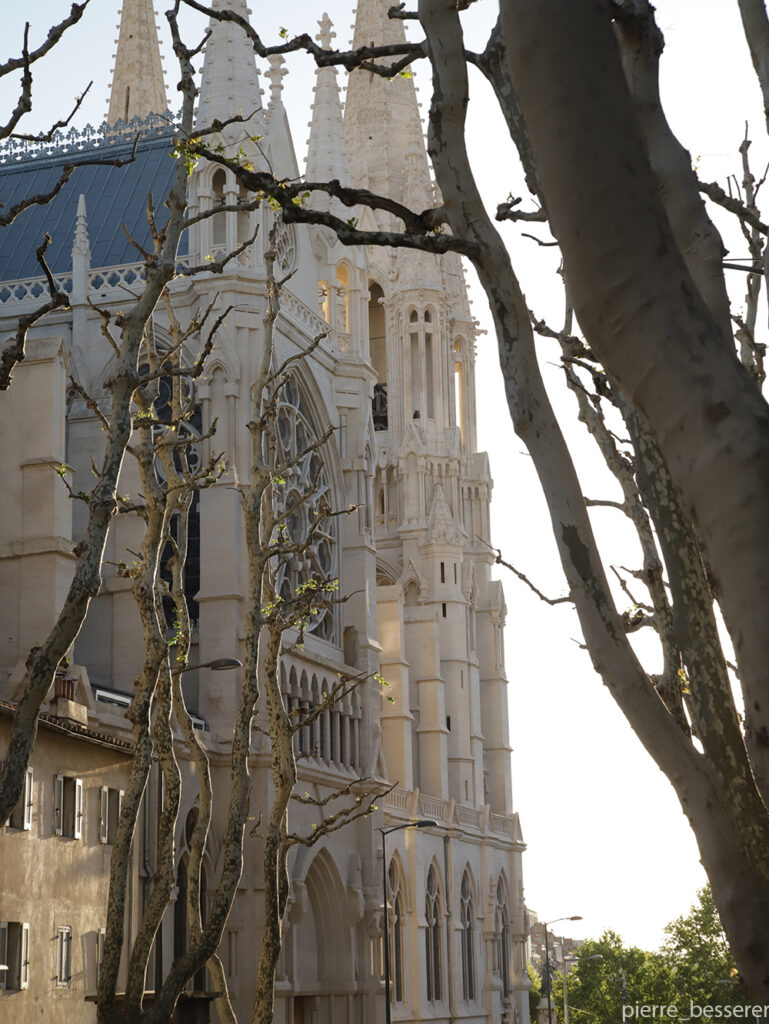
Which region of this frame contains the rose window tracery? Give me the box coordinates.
[272,376,336,642]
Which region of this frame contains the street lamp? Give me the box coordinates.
[379,819,438,1024]
[172,658,243,674]
[563,954,603,1024]
[543,916,583,1024]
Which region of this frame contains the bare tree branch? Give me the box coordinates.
[0,235,71,389]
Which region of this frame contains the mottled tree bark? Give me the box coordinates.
[500,0,769,814]
[613,0,732,341]
[738,0,769,135]
[420,0,769,996]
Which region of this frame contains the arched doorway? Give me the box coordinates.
[291,849,362,1023]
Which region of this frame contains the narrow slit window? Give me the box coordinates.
[212,169,227,247]
[410,332,421,418]
[425,333,434,419]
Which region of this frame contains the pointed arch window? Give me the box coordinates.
[467,584,478,653]
[409,308,436,421]
[369,282,388,430]
[237,180,251,247]
[460,870,476,1001]
[336,264,350,334]
[272,376,337,643]
[425,865,442,1002]
[318,280,331,322]
[453,337,466,444]
[388,860,405,1004]
[211,169,227,248]
[496,878,512,996]
[209,172,256,263]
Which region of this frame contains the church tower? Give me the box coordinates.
[344,0,513,817]
[107,0,168,123]
[196,0,265,134]
[340,4,528,1020]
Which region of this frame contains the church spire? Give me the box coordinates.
[306,13,351,212]
[196,0,264,136]
[107,0,168,124]
[344,0,433,212]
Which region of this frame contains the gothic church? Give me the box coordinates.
[0,1,530,1021]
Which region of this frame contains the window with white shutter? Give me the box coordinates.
[54,774,64,836]
[99,787,124,845]
[56,776,83,839]
[23,771,33,831]
[56,926,72,987]
[0,922,30,991]
[96,928,105,984]
[100,788,109,844]
[73,779,83,840]
[20,923,29,990]
[6,768,33,830]
[0,921,7,991]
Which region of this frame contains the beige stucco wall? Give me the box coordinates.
[0,715,132,1021]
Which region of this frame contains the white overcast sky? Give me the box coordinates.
[2,0,764,952]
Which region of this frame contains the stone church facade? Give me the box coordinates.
[0,2,530,1022]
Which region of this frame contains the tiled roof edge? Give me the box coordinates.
[0,699,133,752]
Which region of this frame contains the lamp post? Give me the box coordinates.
[563,954,603,1024]
[172,658,243,674]
[543,916,583,1024]
[379,819,438,1024]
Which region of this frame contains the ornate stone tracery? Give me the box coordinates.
[272,375,336,642]
[272,212,297,272]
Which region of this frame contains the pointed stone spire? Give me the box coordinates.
[404,130,432,211]
[71,195,91,306]
[72,195,91,262]
[306,13,351,214]
[344,0,433,212]
[266,54,288,109]
[426,484,464,545]
[196,0,264,136]
[107,0,168,124]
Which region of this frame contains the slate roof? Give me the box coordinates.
[0,128,187,282]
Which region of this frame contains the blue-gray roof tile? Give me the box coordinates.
[0,132,186,281]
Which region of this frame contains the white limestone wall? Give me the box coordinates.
[0,336,75,691]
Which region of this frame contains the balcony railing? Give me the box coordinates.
[382,785,521,841]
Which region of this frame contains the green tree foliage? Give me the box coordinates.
[553,888,739,1024]
[553,932,674,1024]
[529,961,543,1021]
[660,885,738,1004]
